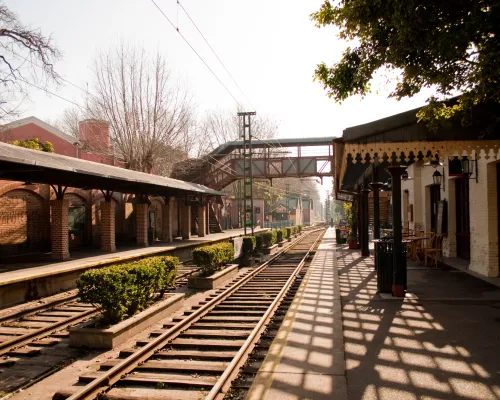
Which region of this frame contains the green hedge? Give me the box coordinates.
[297,225,303,233]
[255,233,264,250]
[261,231,274,248]
[77,256,179,325]
[276,229,284,242]
[193,242,234,276]
[285,227,292,239]
[242,236,256,256]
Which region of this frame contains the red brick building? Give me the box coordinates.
[0,117,217,261]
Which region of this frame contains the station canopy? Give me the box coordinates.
[0,142,223,197]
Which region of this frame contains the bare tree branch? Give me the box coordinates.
[85,44,195,173]
[0,2,60,121]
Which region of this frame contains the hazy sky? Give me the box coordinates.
[6,0,436,140]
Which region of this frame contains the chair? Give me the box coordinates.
[416,232,434,262]
[424,234,445,267]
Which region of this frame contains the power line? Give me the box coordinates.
[150,0,243,108]
[177,0,254,110]
[6,47,99,103]
[17,77,86,110]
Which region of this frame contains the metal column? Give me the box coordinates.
[238,111,256,236]
[386,165,407,297]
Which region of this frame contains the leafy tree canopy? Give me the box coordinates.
[11,137,54,152]
[311,0,500,127]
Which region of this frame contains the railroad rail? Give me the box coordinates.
[58,228,326,400]
[0,263,199,360]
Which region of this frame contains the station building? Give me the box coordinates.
[0,117,223,262]
[334,104,500,278]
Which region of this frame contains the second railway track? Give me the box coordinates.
[57,228,326,400]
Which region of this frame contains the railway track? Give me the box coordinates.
[0,264,199,360]
[0,262,200,399]
[56,228,325,400]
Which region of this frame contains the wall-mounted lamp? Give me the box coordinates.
[432,169,446,191]
[401,170,414,181]
[461,157,478,183]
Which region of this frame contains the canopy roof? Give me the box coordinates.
[0,142,223,197]
[334,101,500,197]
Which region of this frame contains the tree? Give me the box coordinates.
[86,44,194,173]
[0,2,60,121]
[311,1,500,126]
[194,108,279,157]
[52,107,80,139]
[11,137,54,152]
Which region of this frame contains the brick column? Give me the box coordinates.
[181,203,191,240]
[136,203,149,246]
[50,199,70,260]
[162,199,173,242]
[198,205,206,237]
[100,200,116,252]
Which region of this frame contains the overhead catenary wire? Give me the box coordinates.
[177,0,254,110]
[17,77,86,110]
[150,0,243,108]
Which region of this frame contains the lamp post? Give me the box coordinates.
[385,165,407,297]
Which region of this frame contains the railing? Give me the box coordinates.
[263,220,294,230]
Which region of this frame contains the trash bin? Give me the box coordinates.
[374,238,407,293]
[336,228,347,244]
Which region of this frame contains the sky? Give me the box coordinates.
[5,0,436,141]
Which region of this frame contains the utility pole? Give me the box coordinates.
[237,179,242,228]
[285,183,290,223]
[238,111,256,235]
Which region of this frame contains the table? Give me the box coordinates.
[406,236,428,263]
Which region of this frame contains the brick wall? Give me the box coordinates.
[100,200,116,252]
[469,158,499,277]
[50,199,70,259]
[136,203,149,246]
[0,189,49,257]
[400,154,499,277]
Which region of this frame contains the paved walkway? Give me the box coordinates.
[0,228,260,287]
[247,227,348,400]
[248,228,500,400]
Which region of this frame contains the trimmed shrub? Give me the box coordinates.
[193,242,235,276]
[242,235,256,256]
[276,229,284,242]
[135,256,179,299]
[271,230,277,244]
[261,231,274,248]
[255,233,264,250]
[77,256,180,325]
[297,225,303,233]
[291,226,297,235]
[285,227,292,239]
[77,265,132,325]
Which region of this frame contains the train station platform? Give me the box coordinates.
[0,228,264,308]
[247,227,348,400]
[247,227,500,400]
